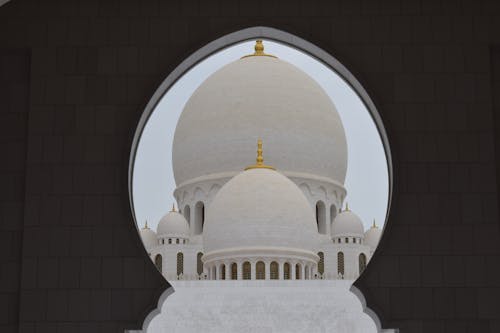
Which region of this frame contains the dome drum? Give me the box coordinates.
[202,246,319,267]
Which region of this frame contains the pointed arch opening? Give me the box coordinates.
[220,264,226,280]
[256,261,265,280]
[194,201,204,235]
[359,253,367,275]
[242,261,251,280]
[154,254,162,273]
[196,252,203,277]
[318,252,325,275]
[284,263,290,280]
[270,262,279,280]
[176,252,184,277]
[129,26,396,333]
[231,263,238,280]
[337,252,345,278]
[315,201,326,234]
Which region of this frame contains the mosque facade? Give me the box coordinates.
[139,41,382,282]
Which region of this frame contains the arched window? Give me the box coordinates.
[154,254,162,273]
[337,252,344,277]
[168,238,171,244]
[256,261,265,280]
[177,252,184,276]
[183,205,190,226]
[243,261,251,280]
[220,264,226,280]
[296,263,301,280]
[194,201,204,235]
[284,263,290,280]
[330,204,337,224]
[197,252,203,275]
[211,266,216,280]
[176,238,179,244]
[317,252,324,275]
[231,263,237,280]
[315,201,326,234]
[270,261,279,280]
[305,265,309,279]
[359,253,367,275]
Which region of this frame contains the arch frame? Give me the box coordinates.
[127,26,395,333]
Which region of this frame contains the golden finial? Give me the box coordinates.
[255,40,264,54]
[144,220,149,229]
[241,40,277,59]
[245,139,275,170]
[372,219,378,228]
[171,203,176,212]
[345,202,350,212]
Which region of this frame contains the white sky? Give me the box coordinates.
[132,40,389,232]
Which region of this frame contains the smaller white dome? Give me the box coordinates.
[331,208,365,237]
[157,209,190,238]
[203,167,319,257]
[364,222,382,250]
[140,223,157,250]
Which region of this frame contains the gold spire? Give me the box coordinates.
[144,220,149,229]
[345,202,350,212]
[372,219,378,228]
[171,203,176,212]
[245,139,275,170]
[241,40,277,59]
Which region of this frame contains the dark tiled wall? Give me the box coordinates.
[1,0,500,332]
[0,49,30,333]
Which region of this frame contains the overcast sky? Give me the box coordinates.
[132,40,389,233]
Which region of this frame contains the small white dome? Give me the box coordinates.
[172,43,347,187]
[364,222,382,250]
[157,209,190,238]
[140,224,157,250]
[203,168,319,256]
[331,208,365,237]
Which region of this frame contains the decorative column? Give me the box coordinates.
[302,265,306,280]
[237,260,243,280]
[279,261,284,280]
[265,261,271,280]
[251,261,256,280]
[291,263,296,280]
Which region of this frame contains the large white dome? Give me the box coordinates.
[157,210,190,238]
[331,209,365,237]
[203,168,319,256]
[172,45,347,187]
